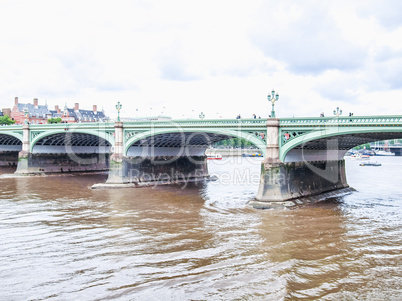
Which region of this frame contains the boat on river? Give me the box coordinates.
[359,161,382,166]
[351,153,370,160]
[242,153,263,157]
[375,150,395,156]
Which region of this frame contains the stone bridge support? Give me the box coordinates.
[15,124,31,173]
[255,119,349,202]
[105,122,210,186]
[106,122,128,183]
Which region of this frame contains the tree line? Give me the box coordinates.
[213,138,255,148]
[0,115,15,125]
[0,115,64,125]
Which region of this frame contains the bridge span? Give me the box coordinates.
[1,115,402,203]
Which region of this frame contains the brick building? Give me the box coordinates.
[10,97,108,124]
[2,108,11,117]
[52,103,108,123]
[11,97,52,124]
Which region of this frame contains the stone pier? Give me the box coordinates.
[105,155,209,186]
[103,122,210,187]
[254,118,350,204]
[255,159,349,202]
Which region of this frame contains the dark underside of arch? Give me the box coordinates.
[294,132,402,150]
[0,134,22,145]
[0,135,22,166]
[35,133,111,147]
[130,132,235,148]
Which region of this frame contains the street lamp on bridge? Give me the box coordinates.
[333,107,342,117]
[115,101,122,122]
[199,112,205,119]
[267,89,279,118]
[23,107,29,124]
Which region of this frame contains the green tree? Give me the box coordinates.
[213,138,255,148]
[353,143,371,150]
[47,117,62,124]
[0,115,16,125]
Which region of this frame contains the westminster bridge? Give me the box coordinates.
[1,115,402,202]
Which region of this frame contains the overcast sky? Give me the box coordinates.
[1,0,402,120]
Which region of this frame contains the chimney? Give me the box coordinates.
[55,105,60,113]
[33,98,38,108]
[93,105,97,113]
[15,97,18,105]
[74,103,79,111]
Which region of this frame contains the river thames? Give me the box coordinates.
[0,156,401,300]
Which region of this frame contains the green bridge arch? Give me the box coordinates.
[0,132,23,143]
[124,128,266,157]
[279,125,402,161]
[30,129,115,153]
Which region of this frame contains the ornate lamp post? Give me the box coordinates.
[199,112,205,119]
[23,107,29,124]
[115,101,122,122]
[267,89,279,118]
[333,106,342,117]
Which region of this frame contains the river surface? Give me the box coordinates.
[0,156,401,300]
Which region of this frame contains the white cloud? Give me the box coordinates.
[1,0,402,119]
[249,1,367,75]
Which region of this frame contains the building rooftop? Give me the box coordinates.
[17,103,51,119]
[63,107,108,122]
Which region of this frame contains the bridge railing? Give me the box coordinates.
[0,119,268,131]
[280,116,402,126]
[3,115,402,130]
[122,118,267,128]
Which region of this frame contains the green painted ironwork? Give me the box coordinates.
[279,115,402,161]
[0,119,268,154]
[122,118,267,156]
[2,115,402,162]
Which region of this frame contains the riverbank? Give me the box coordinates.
[205,148,261,157]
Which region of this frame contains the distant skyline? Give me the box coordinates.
[1,0,402,120]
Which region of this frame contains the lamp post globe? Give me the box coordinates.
[115,101,122,122]
[333,106,342,117]
[199,112,205,120]
[267,89,279,118]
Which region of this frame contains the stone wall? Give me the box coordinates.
[0,151,19,166]
[15,153,110,174]
[205,148,262,157]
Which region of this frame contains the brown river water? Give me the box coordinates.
[0,156,401,300]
